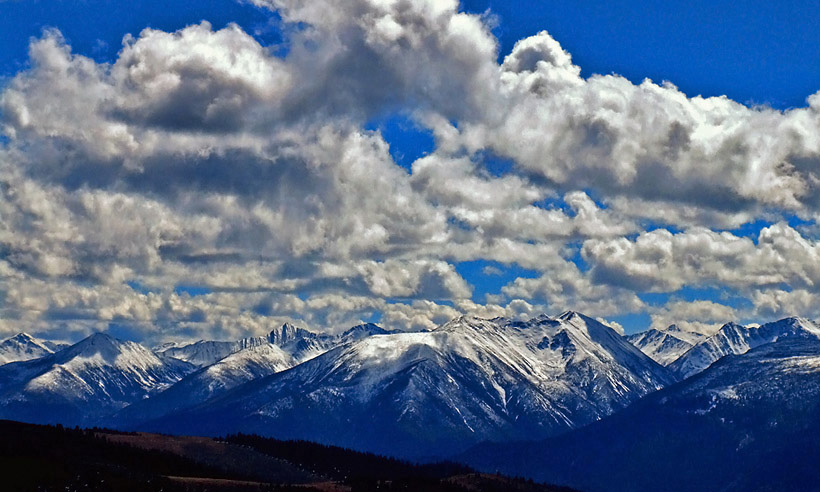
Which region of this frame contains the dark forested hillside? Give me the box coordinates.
[0,420,575,492]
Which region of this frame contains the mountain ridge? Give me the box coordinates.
[670,317,820,378]
[128,312,671,458]
[0,332,68,365]
[0,332,195,426]
[460,335,820,492]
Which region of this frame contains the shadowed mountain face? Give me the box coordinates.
[461,336,820,492]
[4,312,819,477]
[133,312,670,458]
[0,333,194,426]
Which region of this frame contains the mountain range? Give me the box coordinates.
[132,312,670,457]
[626,324,707,366]
[0,333,194,426]
[669,317,820,378]
[1,311,819,489]
[462,334,820,491]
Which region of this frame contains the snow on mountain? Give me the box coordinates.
[114,343,296,426]
[266,322,336,362]
[461,336,820,492]
[0,333,195,426]
[669,317,820,379]
[139,312,671,458]
[337,322,398,343]
[154,322,380,368]
[155,338,268,367]
[114,322,394,426]
[0,333,67,365]
[626,325,707,366]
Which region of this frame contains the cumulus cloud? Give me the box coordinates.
[499,259,645,317]
[582,223,820,293]
[461,31,820,219]
[649,300,737,335]
[750,288,820,321]
[1,1,820,341]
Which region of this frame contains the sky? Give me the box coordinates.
[1,0,819,343]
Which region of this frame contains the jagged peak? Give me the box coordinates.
[5,332,37,343]
[556,310,599,325]
[556,310,604,328]
[528,313,553,323]
[759,316,820,337]
[342,323,387,336]
[344,322,382,331]
[55,332,146,365]
[268,322,318,344]
[81,332,119,344]
[721,321,746,329]
[434,314,499,333]
[68,332,124,353]
[769,316,814,327]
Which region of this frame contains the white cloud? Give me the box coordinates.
[750,288,820,321]
[500,260,645,317]
[649,300,737,335]
[582,223,820,293]
[1,2,820,342]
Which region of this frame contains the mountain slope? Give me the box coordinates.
[137,312,671,458]
[114,343,296,425]
[154,322,387,368]
[461,336,820,492]
[0,333,67,365]
[626,325,705,366]
[115,322,395,425]
[670,317,820,378]
[155,340,253,368]
[0,333,195,425]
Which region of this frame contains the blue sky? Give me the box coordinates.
[1,0,819,341]
[4,0,818,108]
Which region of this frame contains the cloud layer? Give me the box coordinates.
[1,0,819,342]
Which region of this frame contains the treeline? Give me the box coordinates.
[0,420,574,492]
[0,420,259,491]
[225,432,471,481]
[224,433,575,492]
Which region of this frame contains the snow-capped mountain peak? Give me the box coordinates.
[0,333,194,426]
[156,336,270,368]
[6,333,38,344]
[140,312,670,458]
[626,325,707,366]
[435,314,504,333]
[268,323,316,345]
[557,310,581,321]
[338,323,394,343]
[669,317,820,378]
[60,332,126,361]
[0,332,65,365]
[770,316,820,336]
